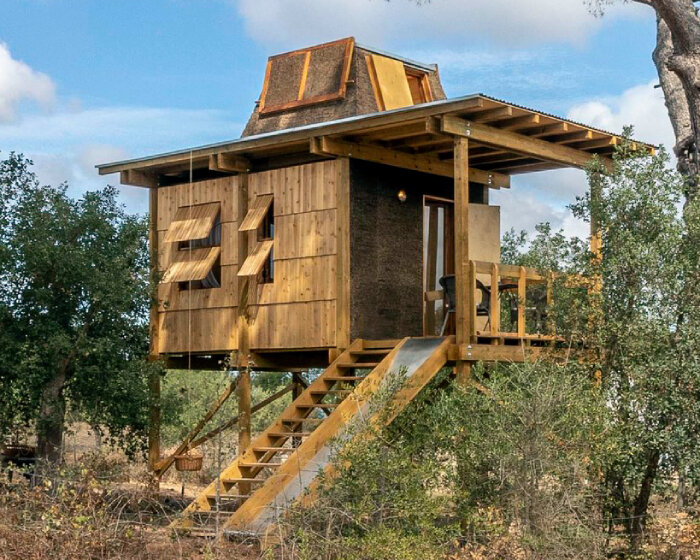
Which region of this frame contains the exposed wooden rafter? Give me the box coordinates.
[209,153,252,173]
[310,136,511,188]
[120,169,157,188]
[441,115,613,172]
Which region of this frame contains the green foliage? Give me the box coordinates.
[0,152,158,457]
[450,362,610,559]
[504,138,700,550]
[159,368,291,448]
[572,143,700,542]
[284,363,609,559]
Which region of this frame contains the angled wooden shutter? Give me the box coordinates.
[164,202,221,242]
[237,240,274,277]
[162,246,221,283]
[239,194,274,232]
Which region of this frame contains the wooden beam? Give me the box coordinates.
[528,122,569,138]
[121,169,157,188]
[311,136,511,189]
[209,153,251,173]
[98,97,488,176]
[499,114,541,130]
[189,383,294,450]
[574,137,618,150]
[357,120,435,142]
[238,367,252,455]
[470,106,513,123]
[441,115,612,171]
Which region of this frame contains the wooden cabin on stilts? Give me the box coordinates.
[97,37,654,541]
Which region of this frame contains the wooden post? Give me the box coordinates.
[292,372,304,448]
[238,368,252,453]
[517,266,527,338]
[335,157,351,353]
[490,263,500,337]
[236,173,252,457]
[147,185,161,475]
[453,137,472,385]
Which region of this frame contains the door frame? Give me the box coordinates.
[422,195,454,336]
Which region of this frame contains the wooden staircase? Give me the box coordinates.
[171,336,452,539]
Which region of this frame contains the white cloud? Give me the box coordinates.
[567,80,674,150]
[0,42,55,122]
[236,0,646,49]
[492,188,566,235]
[0,103,244,213]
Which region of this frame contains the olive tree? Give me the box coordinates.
[0,153,158,462]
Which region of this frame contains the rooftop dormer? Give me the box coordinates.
[242,37,446,137]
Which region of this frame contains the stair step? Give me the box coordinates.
[323,376,365,382]
[350,349,391,356]
[362,339,401,349]
[208,493,253,501]
[268,431,313,438]
[337,362,379,368]
[281,417,324,425]
[220,477,266,485]
[239,462,282,468]
[310,389,352,396]
[295,403,338,410]
[254,446,296,453]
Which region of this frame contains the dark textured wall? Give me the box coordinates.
[349,160,453,340]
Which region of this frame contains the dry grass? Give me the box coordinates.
[0,462,258,560]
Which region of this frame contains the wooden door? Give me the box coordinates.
[423,197,454,336]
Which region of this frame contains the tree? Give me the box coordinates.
[577,145,700,551]
[0,153,157,462]
[501,141,700,552]
[589,0,700,202]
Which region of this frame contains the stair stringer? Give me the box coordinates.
[223,336,454,536]
[173,338,366,525]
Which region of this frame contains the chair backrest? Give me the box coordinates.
[439,275,456,312]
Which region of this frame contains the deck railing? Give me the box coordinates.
[468,260,559,345]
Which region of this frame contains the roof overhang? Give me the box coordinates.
[98,94,656,189]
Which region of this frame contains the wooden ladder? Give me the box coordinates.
[171,338,401,536]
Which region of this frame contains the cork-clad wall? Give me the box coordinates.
[349,160,453,340]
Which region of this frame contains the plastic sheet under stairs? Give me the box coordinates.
[172,336,452,538]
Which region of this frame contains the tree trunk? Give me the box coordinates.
[646,0,700,201]
[36,365,69,464]
[630,448,661,553]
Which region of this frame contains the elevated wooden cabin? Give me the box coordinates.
[98,37,655,538]
[99,37,650,370]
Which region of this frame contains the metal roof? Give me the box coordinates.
[97,93,655,177]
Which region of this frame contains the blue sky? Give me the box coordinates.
[0,0,673,236]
